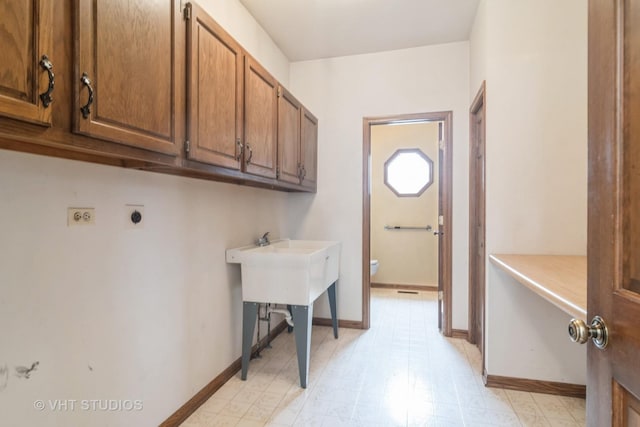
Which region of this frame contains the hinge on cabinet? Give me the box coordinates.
[438,139,445,151]
[184,140,191,153]
[276,166,280,179]
[277,87,282,98]
[183,5,191,20]
[438,290,443,301]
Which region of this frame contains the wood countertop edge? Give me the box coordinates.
[489,254,587,321]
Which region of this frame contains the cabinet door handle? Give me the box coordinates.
[245,143,253,164]
[80,72,94,119]
[236,139,243,161]
[39,55,55,108]
[297,163,303,182]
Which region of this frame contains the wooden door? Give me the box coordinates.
[437,124,444,332]
[301,108,318,189]
[185,3,243,169]
[244,56,277,179]
[434,118,453,337]
[277,86,302,184]
[588,1,640,425]
[0,0,53,126]
[469,82,486,356]
[74,0,184,155]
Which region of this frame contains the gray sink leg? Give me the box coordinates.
[291,304,313,388]
[241,302,259,380]
[328,281,339,339]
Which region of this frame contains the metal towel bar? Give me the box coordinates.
[384,225,433,231]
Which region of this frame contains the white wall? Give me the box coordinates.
[470,0,588,383]
[371,122,439,286]
[0,150,291,426]
[0,1,292,425]
[287,42,470,329]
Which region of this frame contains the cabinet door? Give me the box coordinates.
[277,86,302,184]
[186,3,243,169]
[244,57,277,179]
[0,0,53,126]
[74,0,184,155]
[301,108,318,189]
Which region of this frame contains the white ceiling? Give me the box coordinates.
[239,0,480,61]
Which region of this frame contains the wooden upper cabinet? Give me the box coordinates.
[301,108,318,189]
[244,56,278,179]
[0,0,318,191]
[186,3,243,169]
[277,86,302,184]
[74,0,184,155]
[0,0,54,126]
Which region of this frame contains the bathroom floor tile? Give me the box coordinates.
[180,289,586,427]
[517,413,552,427]
[236,419,266,427]
[197,396,230,414]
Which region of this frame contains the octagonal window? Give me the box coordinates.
[384,148,434,197]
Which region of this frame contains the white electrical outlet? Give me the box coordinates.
[125,204,144,229]
[68,208,95,226]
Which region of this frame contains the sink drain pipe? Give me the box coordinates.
[255,304,294,358]
[268,308,294,327]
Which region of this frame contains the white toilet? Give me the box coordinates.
[370,259,379,276]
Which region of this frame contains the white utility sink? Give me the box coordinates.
[228,238,341,388]
[226,239,341,306]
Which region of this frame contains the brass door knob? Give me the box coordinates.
[568,316,609,349]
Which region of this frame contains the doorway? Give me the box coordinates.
[468,82,486,360]
[362,112,453,334]
[370,122,440,293]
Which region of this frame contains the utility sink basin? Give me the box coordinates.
[226,239,341,306]
[227,238,341,388]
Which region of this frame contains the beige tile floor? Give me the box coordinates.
[181,289,586,427]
